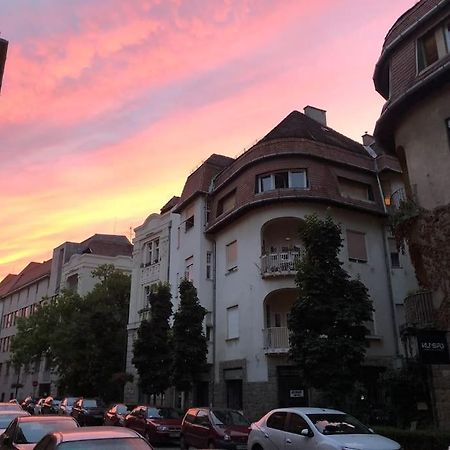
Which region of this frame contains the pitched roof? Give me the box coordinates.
[3,260,52,296]
[0,274,18,297]
[258,110,368,156]
[174,154,234,212]
[79,234,133,258]
[160,196,180,214]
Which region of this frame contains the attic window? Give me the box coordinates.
[417,21,450,71]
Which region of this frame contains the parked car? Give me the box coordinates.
[34,399,45,415]
[247,407,401,450]
[70,398,105,426]
[104,403,130,427]
[41,397,61,415]
[180,407,250,450]
[0,403,23,413]
[0,411,30,434]
[0,415,78,449]
[33,426,153,450]
[125,405,182,445]
[57,398,78,416]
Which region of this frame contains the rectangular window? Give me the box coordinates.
[184,205,195,232]
[206,251,213,280]
[217,190,236,216]
[185,256,194,281]
[418,28,439,70]
[339,177,374,202]
[226,240,238,270]
[347,230,367,263]
[227,305,239,339]
[257,170,307,193]
[389,238,400,268]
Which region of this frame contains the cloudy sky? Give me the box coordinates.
[0,0,415,281]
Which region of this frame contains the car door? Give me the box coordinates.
[284,413,316,450]
[260,411,288,450]
[192,410,211,448]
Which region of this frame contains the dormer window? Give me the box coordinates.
[417,21,450,72]
[256,170,307,193]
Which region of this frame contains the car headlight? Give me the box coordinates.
[223,433,231,441]
[156,425,169,432]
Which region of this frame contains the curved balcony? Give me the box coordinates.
[263,327,290,354]
[404,290,435,329]
[261,248,303,277]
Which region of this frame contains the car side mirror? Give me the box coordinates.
[300,429,312,437]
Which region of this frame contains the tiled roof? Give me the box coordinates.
[258,110,368,156]
[160,196,180,214]
[80,234,133,257]
[174,154,234,212]
[0,274,18,297]
[2,260,52,296]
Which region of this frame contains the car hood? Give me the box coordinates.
[220,425,250,437]
[326,433,400,450]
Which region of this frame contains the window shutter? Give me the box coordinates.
[346,230,367,262]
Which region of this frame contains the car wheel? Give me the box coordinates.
[180,435,189,450]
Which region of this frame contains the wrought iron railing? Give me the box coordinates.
[404,291,435,328]
[261,249,304,276]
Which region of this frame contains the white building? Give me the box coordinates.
[0,234,133,399]
[127,107,419,418]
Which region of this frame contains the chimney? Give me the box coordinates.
[304,105,327,126]
[362,132,375,146]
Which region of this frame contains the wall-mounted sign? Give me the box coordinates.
[417,331,450,364]
[290,389,304,398]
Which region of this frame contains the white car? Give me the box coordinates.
[248,407,401,450]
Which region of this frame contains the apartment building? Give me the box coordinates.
[0,234,132,399]
[127,107,418,418]
[373,0,450,428]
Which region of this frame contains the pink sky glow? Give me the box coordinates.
[0,0,416,281]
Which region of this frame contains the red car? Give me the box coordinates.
[180,407,250,450]
[125,406,182,445]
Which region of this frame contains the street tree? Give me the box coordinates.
[288,214,373,406]
[132,282,173,402]
[11,264,131,401]
[172,279,207,405]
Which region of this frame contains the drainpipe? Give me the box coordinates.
[211,239,217,407]
[167,221,172,282]
[374,162,400,358]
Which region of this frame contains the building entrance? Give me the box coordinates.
[277,366,308,407]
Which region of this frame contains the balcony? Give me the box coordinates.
[140,262,160,284]
[404,291,436,329]
[263,327,290,354]
[261,248,303,278]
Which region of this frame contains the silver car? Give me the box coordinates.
[248,407,401,450]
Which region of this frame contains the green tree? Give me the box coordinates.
[11,265,131,401]
[288,214,373,407]
[132,282,173,401]
[172,279,207,405]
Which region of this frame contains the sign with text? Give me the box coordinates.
[417,331,450,364]
[290,389,304,398]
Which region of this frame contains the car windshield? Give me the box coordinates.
[83,399,98,408]
[0,414,24,428]
[0,404,22,411]
[116,404,128,415]
[15,420,78,443]
[147,407,180,419]
[307,414,371,435]
[211,410,250,426]
[58,438,150,449]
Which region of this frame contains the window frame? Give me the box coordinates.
[226,305,239,340]
[225,240,238,271]
[346,229,368,263]
[256,170,308,193]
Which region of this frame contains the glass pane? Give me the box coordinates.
[307,413,371,435]
[260,176,272,192]
[274,172,288,189]
[290,171,306,188]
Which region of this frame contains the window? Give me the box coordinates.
[184,205,195,232]
[195,410,210,427]
[226,240,237,270]
[267,411,287,430]
[145,238,160,266]
[217,190,236,216]
[346,230,367,263]
[388,237,400,268]
[287,413,311,435]
[256,170,307,193]
[338,177,374,202]
[206,251,213,280]
[185,256,194,281]
[227,306,239,339]
[418,21,450,71]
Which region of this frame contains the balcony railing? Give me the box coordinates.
[263,327,290,354]
[404,291,435,328]
[261,248,304,277]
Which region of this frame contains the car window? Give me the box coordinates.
[211,410,250,426]
[82,399,97,408]
[15,420,78,444]
[194,410,210,427]
[116,405,128,415]
[147,407,180,419]
[266,412,287,431]
[307,413,371,435]
[184,413,196,424]
[0,413,26,428]
[287,413,311,435]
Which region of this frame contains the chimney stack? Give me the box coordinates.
[362,132,375,146]
[304,105,327,126]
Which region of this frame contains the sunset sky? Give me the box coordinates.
[0,0,416,281]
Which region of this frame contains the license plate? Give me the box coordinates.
[169,432,180,438]
[236,445,247,450]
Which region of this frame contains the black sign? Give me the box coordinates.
[417,331,450,364]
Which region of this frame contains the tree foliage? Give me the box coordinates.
[11,264,130,401]
[288,214,373,405]
[172,279,207,395]
[132,282,173,398]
